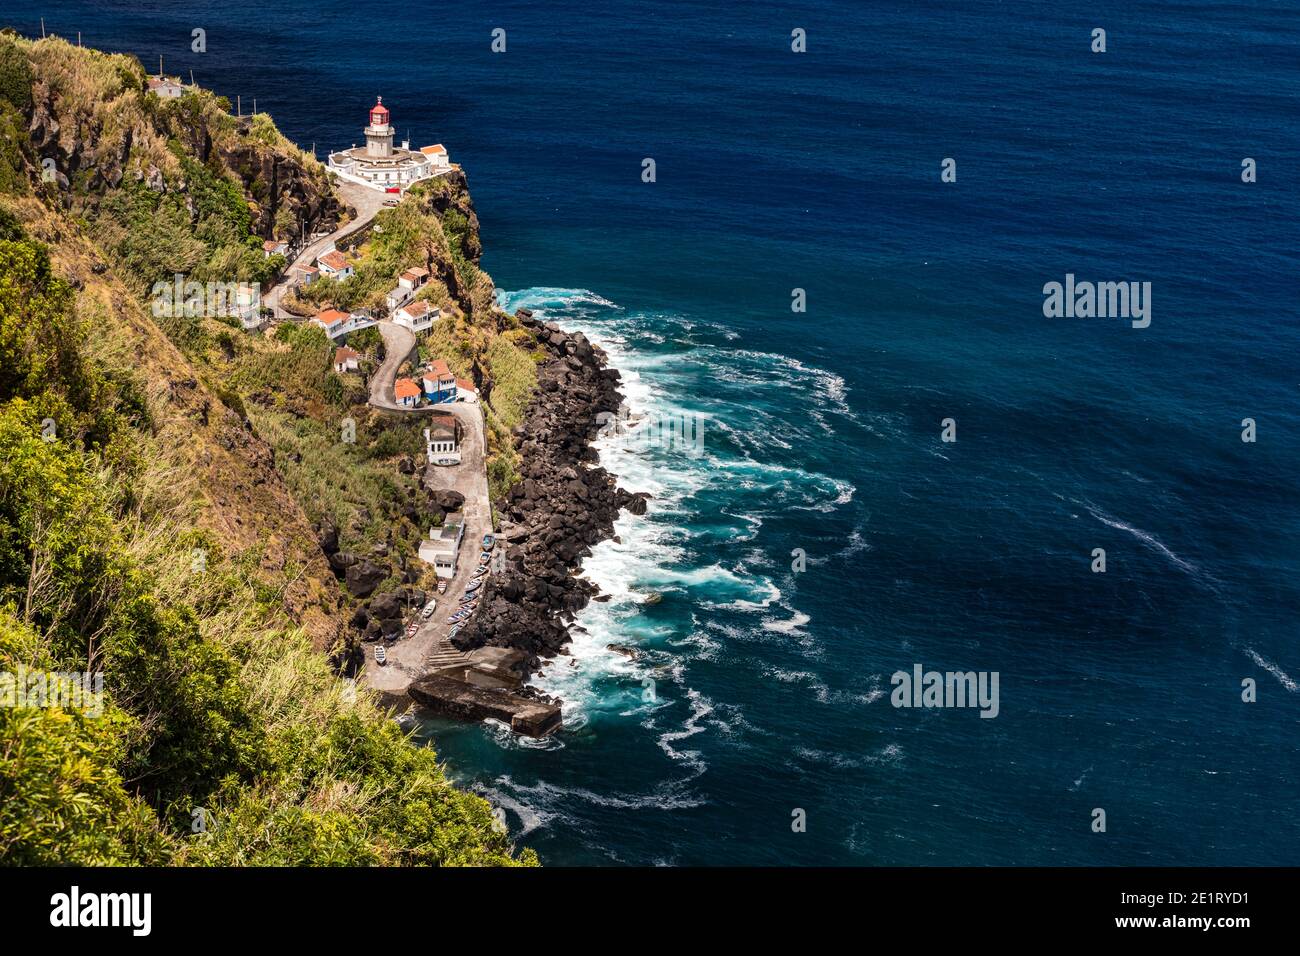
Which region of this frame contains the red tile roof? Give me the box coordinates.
[334,346,360,363]
[401,301,430,318]
[318,250,349,271]
[428,359,452,377]
[456,378,475,391]
[394,378,421,400]
[315,309,350,327]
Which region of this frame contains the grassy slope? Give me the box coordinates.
[0,31,535,866]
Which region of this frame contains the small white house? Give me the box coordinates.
[311,309,375,340]
[385,285,413,311]
[456,377,478,403]
[420,144,450,168]
[397,266,429,291]
[424,414,461,465]
[316,250,353,280]
[290,264,319,288]
[394,300,438,333]
[262,239,289,259]
[394,377,421,407]
[417,511,464,578]
[148,75,186,99]
[334,346,360,373]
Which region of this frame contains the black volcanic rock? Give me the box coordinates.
[344,559,387,598]
[452,323,642,678]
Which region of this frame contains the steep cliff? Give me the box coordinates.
[0,30,534,867]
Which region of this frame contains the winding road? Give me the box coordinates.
[363,320,493,699]
[264,180,387,319]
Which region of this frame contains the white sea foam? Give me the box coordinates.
[1084,504,1218,589]
[1243,647,1298,693]
[500,288,840,784]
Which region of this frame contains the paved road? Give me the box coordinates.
[264,180,387,319]
[368,321,419,410]
[363,321,492,698]
[363,393,491,697]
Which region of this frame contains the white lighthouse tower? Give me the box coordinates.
[364,97,394,158]
[327,96,447,190]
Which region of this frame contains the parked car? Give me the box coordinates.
[374,645,387,666]
[382,198,399,207]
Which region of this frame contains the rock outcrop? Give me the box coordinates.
[451,314,648,676]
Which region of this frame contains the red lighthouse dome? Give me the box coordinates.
[369,97,390,127]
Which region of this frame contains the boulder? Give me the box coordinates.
[345,560,387,598]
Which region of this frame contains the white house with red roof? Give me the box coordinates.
[334,346,360,372]
[420,144,450,169]
[316,249,353,280]
[326,98,452,191]
[311,309,375,340]
[394,300,438,333]
[393,377,422,408]
[398,266,429,290]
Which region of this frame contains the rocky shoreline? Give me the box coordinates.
[451,311,648,687]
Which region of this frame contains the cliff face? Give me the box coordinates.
[0,32,535,867]
[23,41,343,247]
[3,36,349,648]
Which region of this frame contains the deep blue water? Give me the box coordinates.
[10,1,1299,865]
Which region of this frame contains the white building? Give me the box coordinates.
[311,309,375,340]
[385,285,413,311]
[148,75,186,99]
[417,511,465,578]
[334,346,360,372]
[398,266,429,290]
[316,250,353,280]
[394,300,438,332]
[424,414,462,465]
[327,98,451,191]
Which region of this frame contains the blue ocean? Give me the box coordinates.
[11,0,1299,864]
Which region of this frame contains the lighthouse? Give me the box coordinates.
[364,97,394,158]
[327,96,448,191]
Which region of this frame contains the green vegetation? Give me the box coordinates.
[0,34,35,111]
[0,34,553,866]
[0,213,534,866]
